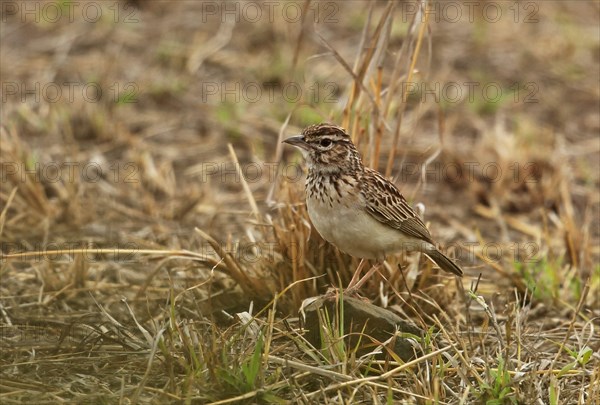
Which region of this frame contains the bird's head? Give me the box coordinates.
[283,123,361,172]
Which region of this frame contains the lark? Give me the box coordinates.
[284,123,463,290]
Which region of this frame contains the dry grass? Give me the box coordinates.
[1,0,599,403]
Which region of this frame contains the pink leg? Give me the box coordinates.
[346,261,380,292]
[346,259,366,289]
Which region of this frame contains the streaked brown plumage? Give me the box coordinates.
[283,123,463,280]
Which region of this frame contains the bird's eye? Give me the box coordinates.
[319,139,332,148]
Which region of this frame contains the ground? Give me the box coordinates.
[1,1,599,404]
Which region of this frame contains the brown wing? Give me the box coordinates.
[360,167,435,244]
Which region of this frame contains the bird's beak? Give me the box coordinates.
[282,135,310,151]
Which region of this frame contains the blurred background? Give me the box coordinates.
[1,1,599,403]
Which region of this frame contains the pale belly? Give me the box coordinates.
[307,196,422,260]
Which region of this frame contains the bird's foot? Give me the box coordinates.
[322,286,370,302]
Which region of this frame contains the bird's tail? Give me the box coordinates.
[425,249,463,277]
